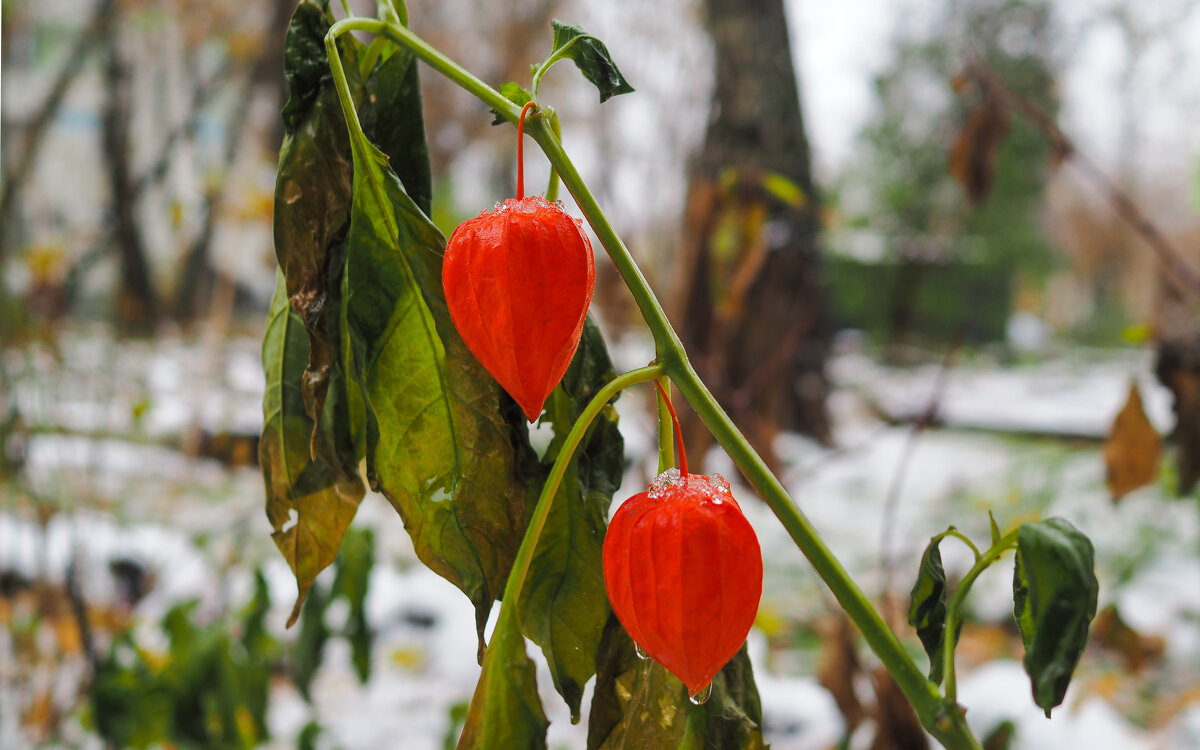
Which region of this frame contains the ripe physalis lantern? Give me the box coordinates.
[442,101,595,422]
[603,383,763,700]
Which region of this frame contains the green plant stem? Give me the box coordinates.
[544,109,561,202]
[942,530,1019,702]
[655,375,674,474]
[324,19,983,750]
[503,365,663,605]
[942,528,983,562]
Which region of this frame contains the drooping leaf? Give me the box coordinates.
[949,73,1010,207]
[359,37,432,216]
[1012,518,1099,717]
[275,0,356,441]
[260,277,365,627]
[341,134,526,643]
[588,614,765,750]
[518,317,624,722]
[456,605,549,750]
[547,20,634,103]
[907,534,951,683]
[490,81,533,126]
[1103,381,1161,501]
[280,0,334,132]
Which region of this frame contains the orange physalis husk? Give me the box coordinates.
[442,195,595,421]
[603,468,763,697]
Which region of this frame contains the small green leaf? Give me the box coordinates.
[341,134,527,645]
[1013,518,1099,717]
[547,20,634,103]
[907,534,952,683]
[456,606,549,749]
[260,277,365,627]
[519,317,624,722]
[989,511,1001,546]
[490,81,533,126]
[588,614,765,750]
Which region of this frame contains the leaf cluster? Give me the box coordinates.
[908,516,1098,717]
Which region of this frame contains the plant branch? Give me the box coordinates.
[941,529,1019,701]
[503,364,663,605]
[325,20,983,749]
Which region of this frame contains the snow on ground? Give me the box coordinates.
[3,332,1199,748]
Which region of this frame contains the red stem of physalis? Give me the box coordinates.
[654,380,688,477]
[516,100,536,200]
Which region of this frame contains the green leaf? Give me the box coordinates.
[341,134,527,644]
[260,277,366,627]
[280,0,333,133]
[1013,518,1099,717]
[989,511,1001,546]
[359,38,433,216]
[547,20,634,103]
[588,614,765,750]
[518,317,624,722]
[456,606,549,749]
[490,81,533,126]
[908,534,956,683]
[275,0,355,440]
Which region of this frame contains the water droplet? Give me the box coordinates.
[634,643,650,661]
[688,683,713,705]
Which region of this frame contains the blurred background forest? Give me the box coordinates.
[2,0,1199,748]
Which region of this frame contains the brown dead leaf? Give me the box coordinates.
[869,666,929,750]
[949,78,1010,207]
[816,615,864,733]
[1090,604,1165,673]
[1104,381,1161,501]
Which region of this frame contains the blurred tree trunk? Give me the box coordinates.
[676,0,830,470]
[102,17,158,334]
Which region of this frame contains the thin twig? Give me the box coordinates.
[967,57,1200,301]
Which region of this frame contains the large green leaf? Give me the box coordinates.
[360,40,432,216]
[341,135,527,642]
[908,534,950,683]
[457,605,549,749]
[588,615,765,750]
[518,317,624,722]
[261,277,365,626]
[1012,518,1098,717]
[547,20,635,103]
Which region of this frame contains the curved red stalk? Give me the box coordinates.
[655,380,688,477]
[516,100,536,200]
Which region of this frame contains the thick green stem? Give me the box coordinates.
[942,530,1019,702]
[324,18,983,750]
[503,365,663,606]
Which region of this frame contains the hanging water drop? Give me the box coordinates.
[634,643,651,661]
[688,683,713,705]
